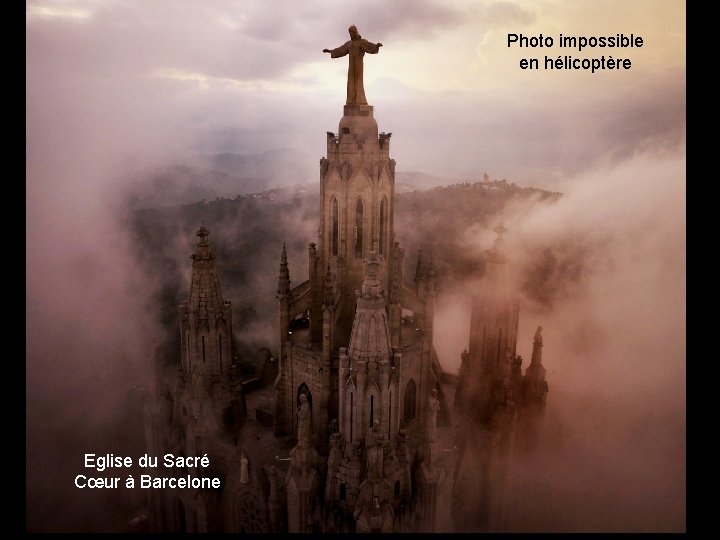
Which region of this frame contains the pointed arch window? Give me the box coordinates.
[355,198,364,258]
[403,379,417,425]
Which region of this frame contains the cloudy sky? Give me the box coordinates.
[27,0,685,184]
[27,0,685,532]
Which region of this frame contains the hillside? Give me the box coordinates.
[130,177,561,369]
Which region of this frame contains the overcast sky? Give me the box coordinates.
[27,0,685,185]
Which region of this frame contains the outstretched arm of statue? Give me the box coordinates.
[323,43,349,58]
[360,39,382,54]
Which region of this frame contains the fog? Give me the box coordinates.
[433,154,685,531]
[27,0,684,532]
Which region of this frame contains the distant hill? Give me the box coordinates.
[124,150,517,208]
[130,178,561,367]
[123,149,317,209]
[395,171,450,190]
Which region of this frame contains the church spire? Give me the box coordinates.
[347,250,392,362]
[187,224,225,316]
[278,242,291,296]
[179,224,233,376]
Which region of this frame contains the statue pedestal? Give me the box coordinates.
[339,105,378,142]
[343,105,374,117]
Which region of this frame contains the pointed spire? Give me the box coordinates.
[278,242,291,296]
[187,224,225,316]
[347,249,392,362]
[191,223,212,261]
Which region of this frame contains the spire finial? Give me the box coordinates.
[196,223,210,243]
[278,242,291,295]
[493,222,508,237]
[487,222,509,261]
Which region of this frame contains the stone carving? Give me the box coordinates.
[297,393,311,447]
[328,432,343,474]
[366,431,385,482]
[323,25,383,105]
[534,325,543,346]
[240,453,249,483]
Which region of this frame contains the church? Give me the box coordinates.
[143,25,549,533]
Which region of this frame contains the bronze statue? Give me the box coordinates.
[323,25,383,105]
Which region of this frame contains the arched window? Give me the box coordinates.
[332,198,339,256]
[297,383,313,431]
[403,379,417,425]
[355,198,364,258]
[380,197,387,255]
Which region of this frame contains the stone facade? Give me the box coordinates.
[143,100,549,533]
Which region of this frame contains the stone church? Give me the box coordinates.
[143,26,549,533]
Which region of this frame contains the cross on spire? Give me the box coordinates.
[196,223,210,242]
[493,222,508,237]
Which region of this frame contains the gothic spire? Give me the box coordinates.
[278,242,291,296]
[347,250,392,362]
[187,224,225,317]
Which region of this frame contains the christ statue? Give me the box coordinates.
[323,25,383,105]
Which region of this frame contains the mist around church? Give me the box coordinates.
[27,1,685,533]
